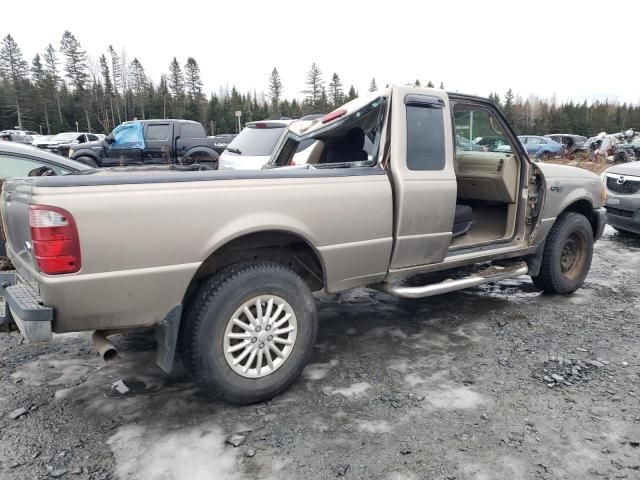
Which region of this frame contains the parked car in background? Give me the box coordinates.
[472,135,510,152]
[546,134,587,156]
[33,132,99,157]
[0,142,90,256]
[0,130,39,144]
[69,120,220,168]
[219,120,294,170]
[518,135,564,160]
[602,161,640,235]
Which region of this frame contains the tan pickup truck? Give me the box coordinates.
[0,86,607,404]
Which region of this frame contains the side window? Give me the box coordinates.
[180,123,205,139]
[406,104,445,170]
[77,135,87,143]
[453,104,514,153]
[0,154,69,176]
[146,124,170,141]
[87,134,98,141]
[528,137,543,145]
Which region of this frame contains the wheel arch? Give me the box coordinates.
[561,198,598,237]
[182,229,327,308]
[71,149,100,162]
[184,146,220,161]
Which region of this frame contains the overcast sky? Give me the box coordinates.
[5,0,639,104]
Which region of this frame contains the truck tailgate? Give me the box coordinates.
[1,177,40,290]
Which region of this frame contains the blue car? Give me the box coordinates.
[518,135,564,160]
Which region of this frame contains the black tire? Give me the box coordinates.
[75,156,99,168]
[531,212,594,294]
[179,261,317,404]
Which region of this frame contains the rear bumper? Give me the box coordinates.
[0,271,53,342]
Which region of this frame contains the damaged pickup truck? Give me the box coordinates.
[0,86,607,404]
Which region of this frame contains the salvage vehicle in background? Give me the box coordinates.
[33,132,103,157]
[546,134,587,156]
[518,135,564,160]
[0,130,39,144]
[68,119,220,168]
[0,86,606,404]
[602,161,640,235]
[207,133,237,155]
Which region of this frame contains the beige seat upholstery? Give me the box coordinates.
[455,151,518,204]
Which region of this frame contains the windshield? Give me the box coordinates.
[227,126,285,157]
[51,132,78,141]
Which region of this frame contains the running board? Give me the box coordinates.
[379,262,529,299]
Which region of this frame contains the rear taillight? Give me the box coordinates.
[29,205,81,275]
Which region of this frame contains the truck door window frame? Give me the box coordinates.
[404,95,446,171]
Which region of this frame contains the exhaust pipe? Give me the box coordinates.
[92,330,118,362]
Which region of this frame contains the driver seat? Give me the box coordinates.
[452,204,473,237]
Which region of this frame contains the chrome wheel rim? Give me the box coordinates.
[223,295,297,378]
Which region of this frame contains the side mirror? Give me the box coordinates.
[71,139,80,144]
[105,134,115,145]
[28,166,55,177]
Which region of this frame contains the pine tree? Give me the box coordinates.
[503,88,515,123]
[60,31,88,91]
[184,57,202,98]
[42,43,63,126]
[346,85,358,102]
[427,80,434,88]
[302,62,323,109]
[414,79,421,86]
[0,34,29,130]
[439,81,444,89]
[168,57,184,98]
[267,67,283,114]
[328,73,344,108]
[369,78,377,92]
[129,58,147,118]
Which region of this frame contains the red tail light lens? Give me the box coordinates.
[321,108,346,124]
[29,205,81,274]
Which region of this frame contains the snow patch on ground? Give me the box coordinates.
[11,356,100,387]
[323,382,371,397]
[108,424,243,480]
[303,359,339,381]
[403,372,488,410]
[355,419,393,433]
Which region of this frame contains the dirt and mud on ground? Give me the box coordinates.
[1,226,639,480]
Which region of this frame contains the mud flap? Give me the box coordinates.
[155,305,182,373]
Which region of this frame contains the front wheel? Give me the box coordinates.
[531,212,594,294]
[179,262,317,404]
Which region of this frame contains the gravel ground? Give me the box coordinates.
[0,226,639,480]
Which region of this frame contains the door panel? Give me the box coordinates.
[143,123,173,164]
[388,87,457,269]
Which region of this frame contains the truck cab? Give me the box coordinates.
[270,87,539,272]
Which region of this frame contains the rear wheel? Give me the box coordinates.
[531,212,594,294]
[179,262,317,404]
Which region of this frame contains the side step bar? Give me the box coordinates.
[380,262,529,299]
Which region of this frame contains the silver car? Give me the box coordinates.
[603,161,640,235]
[218,120,294,170]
